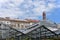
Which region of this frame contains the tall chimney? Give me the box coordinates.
[43,11,46,20]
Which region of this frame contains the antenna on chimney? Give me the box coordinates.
[42,11,46,20]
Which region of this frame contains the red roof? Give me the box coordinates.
[0,17,40,23]
[25,19,40,22]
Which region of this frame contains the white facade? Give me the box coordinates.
[57,24,60,28]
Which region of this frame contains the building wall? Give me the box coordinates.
[0,17,39,29]
[57,24,60,28]
[10,21,31,29]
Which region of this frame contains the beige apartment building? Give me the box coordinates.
[0,17,40,29]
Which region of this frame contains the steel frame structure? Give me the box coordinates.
[0,23,60,40]
[17,25,59,40]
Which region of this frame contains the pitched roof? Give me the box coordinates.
[0,17,40,23]
[25,19,40,22]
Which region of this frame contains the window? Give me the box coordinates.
[21,25,24,29]
[18,24,20,27]
[0,24,1,26]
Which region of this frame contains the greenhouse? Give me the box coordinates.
[0,21,60,40]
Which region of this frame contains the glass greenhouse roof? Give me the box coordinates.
[0,22,24,39]
[0,20,60,39]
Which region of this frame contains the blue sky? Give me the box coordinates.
[0,0,60,23]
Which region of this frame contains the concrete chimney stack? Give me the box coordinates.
[43,11,46,20]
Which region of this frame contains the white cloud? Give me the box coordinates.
[0,0,8,3]
[56,5,60,8]
[0,0,59,19]
[0,0,24,18]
